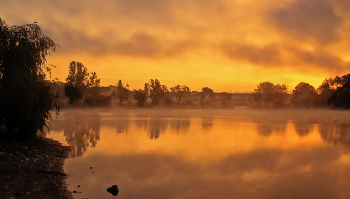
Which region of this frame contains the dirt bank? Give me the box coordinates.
[0,137,73,199]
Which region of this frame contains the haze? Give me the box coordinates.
[1,0,350,92]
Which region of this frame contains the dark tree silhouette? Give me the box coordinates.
[133,89,147,107]
[292,82,318,108]
[328,78,350,109]
[254,82,288,108]
[0,19,59,140]
[64,84,82,104]
[170,84,190,104]
[112,80,129,105]
[148,79,168,105]
[64,61,102,105]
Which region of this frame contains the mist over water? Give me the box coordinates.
[48,109,350,199]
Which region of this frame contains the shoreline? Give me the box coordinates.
[0,137,73,199]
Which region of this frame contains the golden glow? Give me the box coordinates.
[5,0,348,92]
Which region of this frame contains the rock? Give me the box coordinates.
[107,185,119,196]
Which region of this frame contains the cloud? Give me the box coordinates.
[219,41,283,66]
[269,0,343,44]
[219,40,350,74]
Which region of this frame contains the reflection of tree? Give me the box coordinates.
[319,123,350,146]
[113,119,129,134]
[149,119,168,139]
[293,122,315,137]
[170,119,190,133]
[257,123,274,136]
[63,114,100,158]
[134,119,149,131]
[255,119,287,136]
[202,118,213,129]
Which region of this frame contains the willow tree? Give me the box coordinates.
[0,19,58,140]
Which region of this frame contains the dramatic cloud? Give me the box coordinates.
[269,0,343,44]
[1,0,350,91]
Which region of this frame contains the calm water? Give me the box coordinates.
[48,109,350,199]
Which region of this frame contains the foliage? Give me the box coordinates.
[200,87,215,107]
[328,77,350,109]
[112,80,130,104]
[64,61,101,104]
[170,84,190,104]
[0,19,58,140]
[253,82,288,108]
[133,89,147,107]
[64,84,82,104]
[292,82,318,108]
[148,79,168,105]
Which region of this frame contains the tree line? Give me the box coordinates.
[1,19,349,141]
[52,59,350,109]
[253,74,350,109]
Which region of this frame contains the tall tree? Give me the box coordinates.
[328,77,350,109]
[0,19,58,140]
[170,84,190,104]
[64,61,100,104]
[292,82,318,108]
[148,79,168,105]
[113,80,130,104]
[254,82,288,108]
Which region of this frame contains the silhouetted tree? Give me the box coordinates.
[316,79,336,107]
[170,84,190,104]
[112,80,130,105]
[64,84,82,104]
[292,82,318,108]
[133,89,147,107]
[328,78,350,109]
[64,61,101,104]
[0,19,59,140]
[148,79,168,105]
[254,82,288,108]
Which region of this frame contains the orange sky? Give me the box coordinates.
[1,0,350,92]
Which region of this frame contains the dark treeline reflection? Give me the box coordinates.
[292,120,316,137]
[133,117,191,139]
[202,118,213,129]
[149,119,168,139]
[319,123,350,147]
[52,113,101,158]
[254,117,287,136]
[170,119,191,133]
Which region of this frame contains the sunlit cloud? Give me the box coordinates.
[1,0,350,91]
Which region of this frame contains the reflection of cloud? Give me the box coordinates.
[65,146,346,199]
[62,113,100,158]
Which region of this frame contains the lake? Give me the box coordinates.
[47,109,350,199]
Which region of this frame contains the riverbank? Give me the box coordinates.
[0,137,73,199]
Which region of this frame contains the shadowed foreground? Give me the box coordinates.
[0,138,72,199]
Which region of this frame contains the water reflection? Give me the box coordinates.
[255,119,287,136]
[293,120,316,137]
[319,123,350,147]
[202,118,213,129]
[149,119,168,139]
[47,110,350,199]
[170,119,191,133]
[62,113,100,158]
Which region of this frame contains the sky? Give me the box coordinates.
[1,0,350,92]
